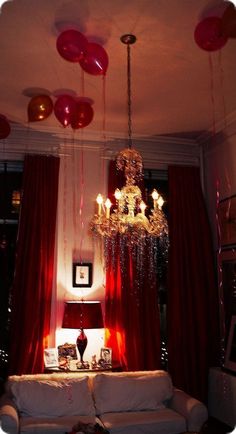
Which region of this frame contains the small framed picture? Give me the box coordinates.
[44,348,58,368]
[73,262,92,287]
[100,347,112,367]
[58,343,77,360]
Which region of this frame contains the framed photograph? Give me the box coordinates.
[100,347,112,367]
[224,315,236,374]
[218,195,236,246]
[58,343,77,360]
[44,348,58,368]
[73,262,92,287]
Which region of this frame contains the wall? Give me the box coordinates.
[202,115,236,248]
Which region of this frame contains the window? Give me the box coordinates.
[144,169,168,368]
[0,161,23,379]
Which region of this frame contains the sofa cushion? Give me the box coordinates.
[93,372,173,414]
[10,377,95,417]
[20,415,97,434]
[99,408,186,434]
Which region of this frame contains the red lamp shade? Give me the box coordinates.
[62,301,104,330]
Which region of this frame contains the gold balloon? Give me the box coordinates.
[28,95,53,122]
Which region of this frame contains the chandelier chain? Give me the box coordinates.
[127,43,132,149]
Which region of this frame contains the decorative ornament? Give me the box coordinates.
[116,148,143,186]
[27,95,53,122]
[79,42,109,76]
[194,16,228,51]
[56,29,88,63]
[0,114,11,139]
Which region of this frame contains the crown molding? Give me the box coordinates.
[1,122,200,167]
[197,109,236,148]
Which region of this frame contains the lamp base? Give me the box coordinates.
[76,328,88,364]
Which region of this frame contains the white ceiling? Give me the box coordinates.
[0,0,236,149]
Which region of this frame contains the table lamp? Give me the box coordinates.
[62,301,104,368]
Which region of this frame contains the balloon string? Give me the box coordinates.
[102,75,106,196]
[79,130,85,264]
[63,149,68,291]
[215,179,225,366]
[208,52,216,139]
[81,68,85,97]
[72,130,77,241]
[218,50,227,130]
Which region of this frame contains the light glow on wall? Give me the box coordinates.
[0,1,8,9]
[224,0,236,6]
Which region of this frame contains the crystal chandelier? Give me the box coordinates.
[91,34,168,241]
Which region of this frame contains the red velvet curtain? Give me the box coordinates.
[8,154,60,375]
[105,160,161,371]
[167,165,220,402]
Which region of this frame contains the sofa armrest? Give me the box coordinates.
[168,388,208,432]
[0,395,19,434]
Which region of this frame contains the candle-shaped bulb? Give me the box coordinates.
[114,188,122,200]
[140,201,146,215]
[151,189,159,210]
[96,194,103,215]
[157,195,164,209]
[151,189,159,200]
[105,198,112,219]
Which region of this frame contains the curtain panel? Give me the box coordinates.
[8,154,60,375]
[167,165,220,403]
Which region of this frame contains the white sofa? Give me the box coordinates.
[0,370,208,434]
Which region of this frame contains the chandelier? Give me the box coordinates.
[91,34,168,241]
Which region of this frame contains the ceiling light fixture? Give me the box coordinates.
[91,34,168,242]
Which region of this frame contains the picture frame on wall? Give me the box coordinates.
[73,262,92,287]
[224,315,236,374]
[218,195,236,246]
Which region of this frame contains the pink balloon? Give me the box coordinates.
[71,101,94,129]
[56,30,88,62]
[194,16,228,51]
[79,42,109,76]
[54,95,77,127]
[0,114,11,139]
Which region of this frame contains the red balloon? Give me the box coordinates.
[54,95,77,127]
[194,17,228,51]
[28,95,53,122]
[71,101,94,129]
[56,30,88,63]
[79,42,109,76]
[222,2,236,38]
[0,115,11,139]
